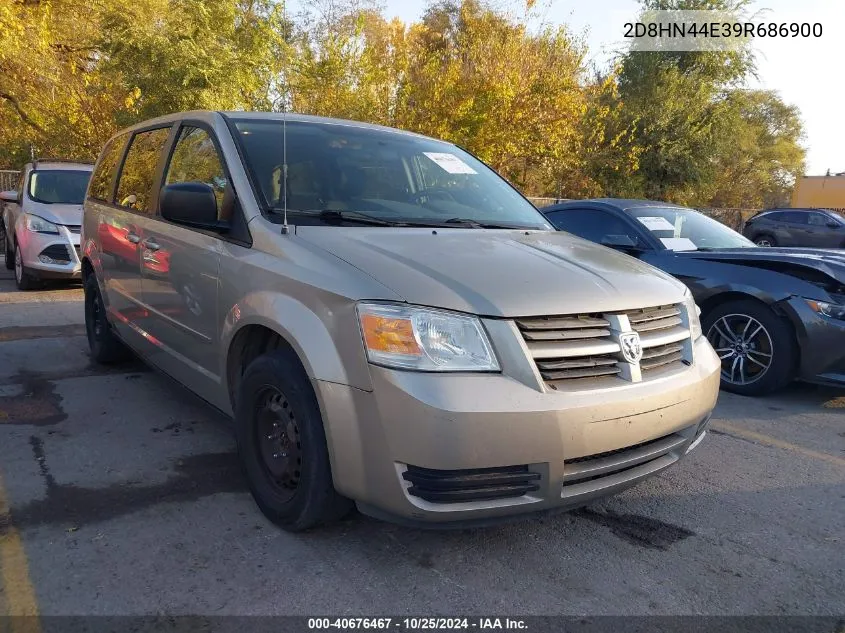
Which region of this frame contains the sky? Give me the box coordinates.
[298,0,843,176]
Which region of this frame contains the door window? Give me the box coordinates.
[164,126,229,220]
[807,213,829,226]
[89,135,127,202]
[115,127,171,214]
[547,209,643,246]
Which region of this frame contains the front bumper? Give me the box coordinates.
[316,336,720,526]
[15,225,82,279]
[779,297,845,386]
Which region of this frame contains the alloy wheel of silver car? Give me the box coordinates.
[14,245,22,283]
[707,314,774,386]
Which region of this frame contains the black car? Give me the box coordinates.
[541,198,845,396]
[743,208,845,248]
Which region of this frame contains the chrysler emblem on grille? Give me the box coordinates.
[619,332,643,364]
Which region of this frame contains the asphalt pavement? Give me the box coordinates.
[0,263,842,617]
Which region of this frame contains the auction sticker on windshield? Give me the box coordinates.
[660,237,697,251]
[424,152,478,174]
[637,216,676,232]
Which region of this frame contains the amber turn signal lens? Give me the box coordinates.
[360,314,422,356]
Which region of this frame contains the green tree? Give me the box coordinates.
[708,90,805,208]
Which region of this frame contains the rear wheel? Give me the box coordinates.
[754,234,776,247]
[236,348,352,531]
[703,299,796,396]
[13,241,39,290]
[84,273,130,363]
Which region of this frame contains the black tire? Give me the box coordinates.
[236,348,353,531]
[13,240,39,290]
[3,228,13,270]
[703,299,796,396]
[84,273,131,364]
[754,234,777,247]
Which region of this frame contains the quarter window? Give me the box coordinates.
[115,127,170,214]
[89,135,127,202]
[165,126,229,220]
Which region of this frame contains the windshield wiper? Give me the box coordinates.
[314,210,399,226]
[268,208,405,226]
[439,218,542,229]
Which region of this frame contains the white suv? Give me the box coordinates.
[1,160,93,289]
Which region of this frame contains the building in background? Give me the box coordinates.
[792,173,845,212]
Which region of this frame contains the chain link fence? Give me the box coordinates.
[0,170,758,257]
[0,170,19,256]
[0,170,19,192]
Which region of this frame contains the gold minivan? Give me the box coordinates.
[81,111,720,530]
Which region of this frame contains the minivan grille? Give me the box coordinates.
[627,305,683,332]
[517,304,690,385]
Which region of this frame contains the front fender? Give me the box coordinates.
[220,291,373,394]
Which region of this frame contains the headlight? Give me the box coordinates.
[24,213,59,234]
[806,299,845,321]
[357,302,500,372]
[684,290,702,339]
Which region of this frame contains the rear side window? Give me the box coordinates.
[89,136,127,202]
[781,211,807,224]
[115,127,171,214]
[757,211,783,222]
[164,126,229,220]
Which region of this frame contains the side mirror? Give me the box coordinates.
[160,182,226,231]
[601,234,641,252]
[826,221,840,229]
[0,190,18,203]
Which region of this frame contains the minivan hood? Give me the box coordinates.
[25,201,83,227]
[296,227,687,317]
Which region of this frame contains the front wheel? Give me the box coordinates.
[236,348,353,531]
[754,234,777,247]
[703,299,796,396]
[14,242,39,290]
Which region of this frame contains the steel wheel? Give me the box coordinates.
[707,314,774,386]
[254,386,302,500]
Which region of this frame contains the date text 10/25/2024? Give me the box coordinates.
[308,618,528,631]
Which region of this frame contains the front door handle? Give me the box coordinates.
[126,232,141,244]
[142,238,161,251]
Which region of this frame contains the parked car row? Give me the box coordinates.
[1,159,93,289]
[742,207,845,248]
[0,111,842,533]
[541,199,845,395]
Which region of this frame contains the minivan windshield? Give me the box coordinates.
[629,206,756,251]
[28,170,91,205]
[231,118,552,229]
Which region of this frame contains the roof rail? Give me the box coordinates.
[33,158,94,167]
